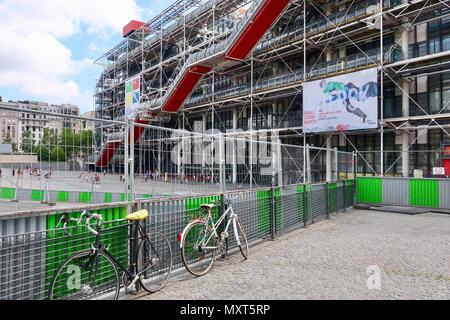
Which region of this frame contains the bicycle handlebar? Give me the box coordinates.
[86,213,103,236]
[56,210,103,236]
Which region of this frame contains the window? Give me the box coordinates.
[429,37,440,54]
[443,34,450,52]
[429,75,441,114]
[443,73,450,112]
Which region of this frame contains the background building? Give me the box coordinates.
[0,100,82,150]
[94,0,450,179]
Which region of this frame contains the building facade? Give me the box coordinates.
[0,109,20,147]
[0,100,81,150]
[94,0,450,179]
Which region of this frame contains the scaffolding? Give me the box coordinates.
[94,0,450,179]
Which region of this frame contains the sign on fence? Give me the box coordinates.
[303,68,378,133]
[433,167,446,175]
[125,75,141,119]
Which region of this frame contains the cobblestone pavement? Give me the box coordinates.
[137,209,450,300]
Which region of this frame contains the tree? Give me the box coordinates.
[59,129,94,157]
[42,128,57,146]
[21,131,34,153]
[60,128,75,157]
[3,133,12,145]
[34,144,49,161]
[50,147,66,162]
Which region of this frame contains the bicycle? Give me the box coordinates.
[48,209,173,300]
[180,195,249,277]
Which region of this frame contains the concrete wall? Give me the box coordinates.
[0,154,38,164]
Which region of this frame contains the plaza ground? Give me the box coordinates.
[136,209,450,300]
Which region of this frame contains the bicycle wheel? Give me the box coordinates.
[235,219,249,260]
[48,250,120,300]
[181,220,218,277]
[137,231,173,293]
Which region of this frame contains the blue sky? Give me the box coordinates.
[0,0,176,113]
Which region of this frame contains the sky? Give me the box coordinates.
[0,0,177,114]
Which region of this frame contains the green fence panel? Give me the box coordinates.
[328,183,338,214]
[78,192,92,204]
[45,206,128,299]
[410,179,440,208]
[274,188,282,231]
[31,190,45,202]
[305,185,312,223]
[357,178,382,204]
[120,193,133,202]
[56,191,70,203]
[0,188,16,200]
[296,185,305,221]
[257,190,271,233]
[104,193,113,203]
[345,180,355,207]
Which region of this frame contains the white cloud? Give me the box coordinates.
[0,0,143,105]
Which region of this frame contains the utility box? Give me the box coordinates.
[123,20,148,38]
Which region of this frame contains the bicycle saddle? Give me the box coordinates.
[126,209,149,221]
[200,204,216,211]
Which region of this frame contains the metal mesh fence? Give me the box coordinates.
[0,180,355,300]
[0,219,128,300]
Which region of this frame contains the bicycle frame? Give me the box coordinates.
[182,202,242,251]
[83,221,157,289]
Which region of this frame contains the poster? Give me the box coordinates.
[125,75,140,119]
[303,68,379,133]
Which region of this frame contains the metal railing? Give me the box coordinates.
[0,180,355,300]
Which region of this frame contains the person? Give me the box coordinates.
[319,79,377,124]
[12,169,15,177]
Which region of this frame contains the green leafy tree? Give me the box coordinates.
[21,131,34,153]
[42,128,58,146]
[34,144,49,162]
[60,128,75,157]
[3,133,12,145]
[50,147,66,162]
[60,129,94,157]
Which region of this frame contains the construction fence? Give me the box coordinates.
[0,113,355,209]
[357,176,450,209]
[0,180,355,300]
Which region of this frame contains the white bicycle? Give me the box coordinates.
[180,195,249,277]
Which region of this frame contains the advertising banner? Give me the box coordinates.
[125,75,141,119]
[303,68,379,133]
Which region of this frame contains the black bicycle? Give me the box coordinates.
[48,209,173,300]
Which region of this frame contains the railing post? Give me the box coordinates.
[130,120,135,202]
[303,184,308,227]
[306,144,312,184]
[220,193,227,259]
[270,187,276,240]
[343,180,347,212]
[219,133,226,193]
[326,182,330,219]
[353,151,357,207]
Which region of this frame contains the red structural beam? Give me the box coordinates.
[161,65,212,113]
[95,118,150,167]
[96,0,291,167]
[226,0,291,60]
